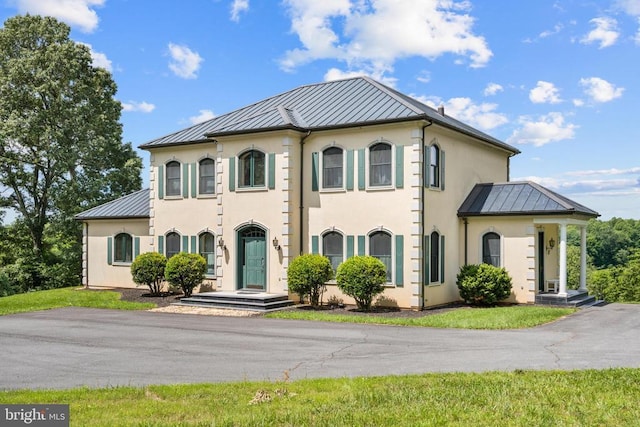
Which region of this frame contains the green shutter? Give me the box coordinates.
[191,162,197,197]
[357,148,365,190]
[268,153,276,190]
[424,234,430,285]
[347,235,354,258]
[183,163,189,198]
[107,236,113,265]
[229,157,236,192]
[357,235,365,256]
[311,152,319,191]
[395,235,404,286]
[191,236,197,253]
[182,235,189,252]
[424,147,430,187]
[440,150,445,191]
[157,165,164,199]
[440,235,445,283]
[395,145,404,189]
[346,150,354,190]
[311,235,319,254]
[158,235,164,255]
[134,237,140,259]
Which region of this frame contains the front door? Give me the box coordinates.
[238,227,266,290]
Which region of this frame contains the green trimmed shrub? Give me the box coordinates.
[165,252,206,298]
[336,256,387,311]
[287,254,334,306]
[131,252,167,296]
[457,264,513,306]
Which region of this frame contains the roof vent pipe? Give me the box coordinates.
[438,105,445,116]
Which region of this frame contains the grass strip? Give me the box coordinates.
[0,369,638,426]
[266,305,575,329]
[0,287,155,315]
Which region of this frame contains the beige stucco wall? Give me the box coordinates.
[83,218,150,289]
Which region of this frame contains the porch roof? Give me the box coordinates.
[75,189,150,220]
[457,182,599,218]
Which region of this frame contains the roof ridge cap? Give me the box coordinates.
[362,77,426,116]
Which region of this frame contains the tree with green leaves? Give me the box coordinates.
[165,253,206,298]
[0,15,141,289]
[336,256,387,311]
[287,254,334,306]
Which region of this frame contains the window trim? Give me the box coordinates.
[368,230,393,285]
[165,231,181,259]
[429,144,440,189]
[113,233,133,264]
[238,149,266,189]
[198,157,216,197]
[321,146,345,192]
[165,161,182,198]
[367,142,393,189]
[198,231,216,277]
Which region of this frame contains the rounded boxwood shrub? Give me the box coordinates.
[287,254,334,306]
[336,256,387,311]
[165,252,206,298]
[131,252,167,296]
[456,263,513,306]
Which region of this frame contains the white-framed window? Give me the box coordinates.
[166,232,181,259]
[370,231,392,283]
[322,231,344,272]
[199,158,216,195]
[369,142,392,187]
[166,161,181,197]
[429,145,440,188]
[199,232,216,275]
[239,150,265,188]
[322,146,343,189]
[482,232,501,267]
[114,233,132,263]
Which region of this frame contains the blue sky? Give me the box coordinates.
[1,0,639,220]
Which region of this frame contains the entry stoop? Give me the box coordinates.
[175,291,295,312]
[535,289,605,308]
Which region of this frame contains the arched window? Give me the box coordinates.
[166,232,181,259]
[482,232,501,267]
[430,231,440,282]
[369,143,392,186]
[166,161,181,196]
[199,232,216,275]
[322,231,343,272]
[114,233,132,263]
[199,158,216,195]
[322,147,343,189]
[429,145,440,188]
[239,150,265,188]
[370,231,392,282]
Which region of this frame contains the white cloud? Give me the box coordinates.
[167,43,203,79]
[14,0,104,33]
[80,43,112,71]
[418,95,508,131]
[281,0,492,76]
[121,101,155,113]
[324,67,397,87]
[539,23,563,38]
[189,109,216,124]
[529,81,561,104]
[572,98,585,107]
[565,167,640,177]
[507,112,577,146]
[230,0,249,22]
[483,83,503,96]
[579,77,624,103]
[581,17,619,48]
[616,0,640,16]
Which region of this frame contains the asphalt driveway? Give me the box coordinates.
[0,303,639,390]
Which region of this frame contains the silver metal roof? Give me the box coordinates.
[458,182,599,217]
[139,76,519,154]
[75,189,150,220]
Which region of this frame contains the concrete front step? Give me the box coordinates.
[176,291,296,312]
[535,290,601,308]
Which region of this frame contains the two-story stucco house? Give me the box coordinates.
[76,77,599,309]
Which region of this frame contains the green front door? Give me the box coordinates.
[239,227,266,290]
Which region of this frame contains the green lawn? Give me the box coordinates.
[266,305,575,329]
[1,369,638,426]
[0,287,155,315]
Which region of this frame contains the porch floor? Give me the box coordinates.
[175,291,296,312]
[535,289,604,307]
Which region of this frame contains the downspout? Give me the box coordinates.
[299,130,311,255]
[463,218,468,266]
[420,120,433,309]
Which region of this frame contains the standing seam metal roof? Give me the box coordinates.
[139,76,519,154]
[74,189,150,220]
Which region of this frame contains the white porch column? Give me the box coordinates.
[579,225,588,291]
[558,223,568,296]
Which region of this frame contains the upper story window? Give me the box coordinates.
[199,232,216,275]
[370,231,392,283]
[429,145,440,188]
[239,150,265,188]
[166,161,181,197]
[166,232,181,259]
[482,232,501,267]
[322,231,343,272]
[114,233,132,263]
[322,147,343,189]
[199,158,216,195]
[369,143,392,187]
